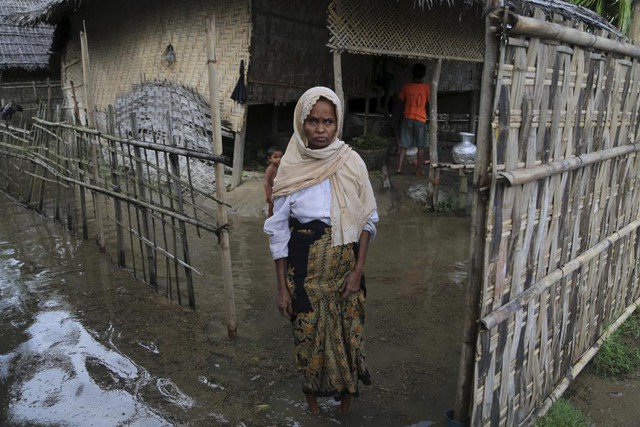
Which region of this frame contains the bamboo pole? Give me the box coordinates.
[493,10,640,60]
[164,117,182,304]
[498,143,640,186]
[333,51,344,112]
[166,121,195,308]
[428,59,442,206]
[480,218,640,330]
[452,11,501,424]
[46,78,52,122]
[33,117,228,163]
[130,113,157,289]
[80,26,106,250]
[327,45,484,63]
[107,105,126,268]
[231,105,248,189]
[206,15,237,339]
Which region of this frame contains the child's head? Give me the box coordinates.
[411,63,427,81]
[267,146,284,167]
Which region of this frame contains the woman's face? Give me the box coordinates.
[303,98,337,150]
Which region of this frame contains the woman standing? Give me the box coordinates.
[263,87,378,415]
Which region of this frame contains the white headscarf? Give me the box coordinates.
[272,86,376,246]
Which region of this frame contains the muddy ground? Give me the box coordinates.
[1,160,637,427]
[0,165,471,427]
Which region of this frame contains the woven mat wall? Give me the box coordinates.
[327,0,484,62]
[60,0,250,132]
[470,8,640,427]
[248,0,333,105]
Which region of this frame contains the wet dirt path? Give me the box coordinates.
[0,190,470,426]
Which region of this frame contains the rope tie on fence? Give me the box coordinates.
[215,223,229,244]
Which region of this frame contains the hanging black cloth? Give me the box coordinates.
[230,59,248,104]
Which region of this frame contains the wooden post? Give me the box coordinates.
[469,90,479,136]
[206,15,237,339]
[333,51,344,110]
[452,11,501,424]
[428,59,442,207]
[458,169,468,211]
[32,81,38,104]
[231,104,247,189]
[80,26,106,250]
[80,26,95,128]
[364,68,370,136]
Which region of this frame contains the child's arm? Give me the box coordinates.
[264,166,274,203]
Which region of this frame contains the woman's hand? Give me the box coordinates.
[340,270,362,300]
[277,287,293,319]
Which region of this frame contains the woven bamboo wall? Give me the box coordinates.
[327,0,484,62]
[59,0,250,132]
[248,0,332,104]
[471,7,640,426]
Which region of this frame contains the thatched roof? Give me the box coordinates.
[9,0,80,26]
[504,0,621,35]
[0,0,55,71]
[12,0,622,36]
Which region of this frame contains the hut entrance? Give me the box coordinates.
[328,0,485,207]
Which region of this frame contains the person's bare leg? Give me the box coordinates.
[415,149,425,176]
[396,147,407,173]
[305,393,320,415]
[339,394,352,415]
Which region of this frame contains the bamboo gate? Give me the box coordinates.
[0,108,229,313]
[459,3,640,426]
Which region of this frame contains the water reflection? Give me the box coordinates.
[1,309,176,426]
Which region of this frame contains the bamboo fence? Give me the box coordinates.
[0,106,229,310]
[465,4,640,426]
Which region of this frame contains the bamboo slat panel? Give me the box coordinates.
[470,7,640,426]
[0,108,229,309]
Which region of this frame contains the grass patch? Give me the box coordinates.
[591,312,640,379]
[535,398,590,427]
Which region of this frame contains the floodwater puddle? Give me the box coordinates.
[2,310,173,426]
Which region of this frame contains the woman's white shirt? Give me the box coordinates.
[263,179,378,260]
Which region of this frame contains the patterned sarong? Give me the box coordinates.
[287,218,371,400]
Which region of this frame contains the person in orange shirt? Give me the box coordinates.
[396,63,430,176]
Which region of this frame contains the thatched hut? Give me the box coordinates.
[11,0,492,177]
[0,0,61,124]
[0,0,55,75]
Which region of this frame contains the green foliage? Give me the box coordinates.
[569,0,633,34]
[591,312,640,379]
[434,197,455,216]
[535,398,591,427]
[349,134,390,150]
